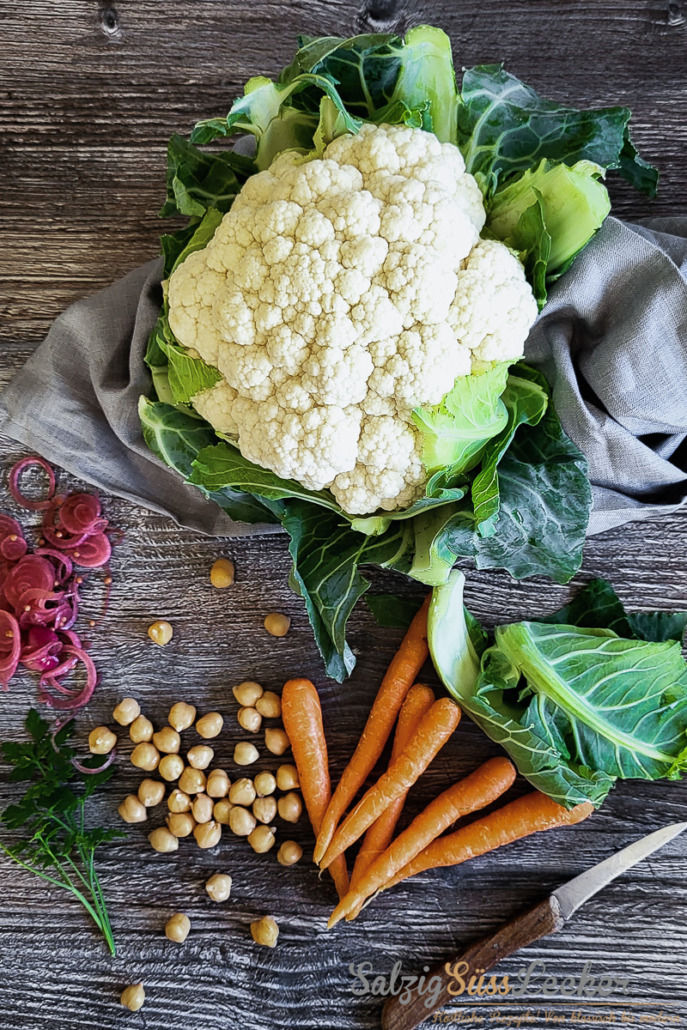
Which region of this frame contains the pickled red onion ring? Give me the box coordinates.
[34,548,74,585]
[0,611,21,690]
[71,750,116,774]
[21,626,63,673]
[42,515,92,551]
[64,533,112,569]
[0,515,23,536]
[59,493,102,535]
[0,536,28,562]
[39,645,97,709]
[9,457,56,511]
[59,629,83,649]
[3,457,114,700]
[3,556,56,610]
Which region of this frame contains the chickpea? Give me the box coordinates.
[148,619,173,645]
[277,840,303,867]
[229,806,256,837]
[178,767,207,795]
[159,754,185,782]
[113,697,140,727]
[263,612,290,637]
[192,793,214,824]
[168,700,195,733]
[276,764,299,791]
[194,820,222,849]
[148,827,179,853]
[210,557,235,588]
[129,714,154,744]
[131,742,160,772]
[120,983,145,1012]
[196,712,224,739]
[234,742,259,766]
[252,797,277,824]
[118,795,147,824]
[205,873,232,902]
[254,771,276,797]
[168,701,196,732]
[206,769,230,799]
[138,779,165,808]
[265,728,290,757]
[88,726,117,755]
[167,788,192,814]
[255,691,282,719]
[187,744,214,770]
[237,707,262,733]
[229,777,256,806]
[166,812,196,838]
[213,800,234,825]
[152,727,180,754]
[232,680,264,707]
[278,792,303,824]
[250,915,279,948]
[165,913,191,944]
[248,825,276,854]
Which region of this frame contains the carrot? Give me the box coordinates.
[281,678,349,900]
[319,696,461,871]
[348,683,436,893]
[378,791,594,895]
[331,756,516,926]
[314,594,431,864]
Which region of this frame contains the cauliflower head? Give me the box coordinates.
[167,122,538,515]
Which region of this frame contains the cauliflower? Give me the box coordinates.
[168,122,538,515]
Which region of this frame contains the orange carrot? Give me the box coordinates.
[330,756,516,926]
[379,791,594,894]
[281,678,349,899]
[349,683,436,893]
[314,594,431,864]
[319,696,461,871]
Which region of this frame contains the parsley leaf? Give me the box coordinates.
[0,710,123,955]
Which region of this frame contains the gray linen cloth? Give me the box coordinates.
[1,215,686,538]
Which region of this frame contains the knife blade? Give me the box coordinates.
[381,821,687,1030]
[554,820,687,920]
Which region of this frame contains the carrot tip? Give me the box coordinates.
[327,909,344,930]
[313,824,332,865]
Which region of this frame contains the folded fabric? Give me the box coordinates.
[0,259,278,538]
[1,215,686,539]
[526,216,687,534]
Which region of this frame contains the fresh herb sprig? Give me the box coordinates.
[0,709,123,955]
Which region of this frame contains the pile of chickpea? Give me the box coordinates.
[97,682,304,864]
[109,559,299,1011]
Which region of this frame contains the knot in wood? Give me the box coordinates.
[99,5,122,40]
[667,1,685,26]
[356,0,406,34]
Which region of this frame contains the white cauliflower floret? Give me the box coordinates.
[331,417,424,513]
[448,239,538,363]
[233,398,361,491]
[191,381,240,438]
[168,122,537,515]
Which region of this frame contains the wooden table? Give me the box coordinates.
[2,3,687,1028]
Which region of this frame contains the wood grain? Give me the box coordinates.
[1,2,687,1028]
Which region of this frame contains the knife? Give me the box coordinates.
[381,821,687,1030]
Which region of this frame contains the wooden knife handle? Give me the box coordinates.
[381,895,564,1030]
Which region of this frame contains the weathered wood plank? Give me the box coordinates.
[1,428,687,1028]
[2,1,687,1027]
[2,1,686,345]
